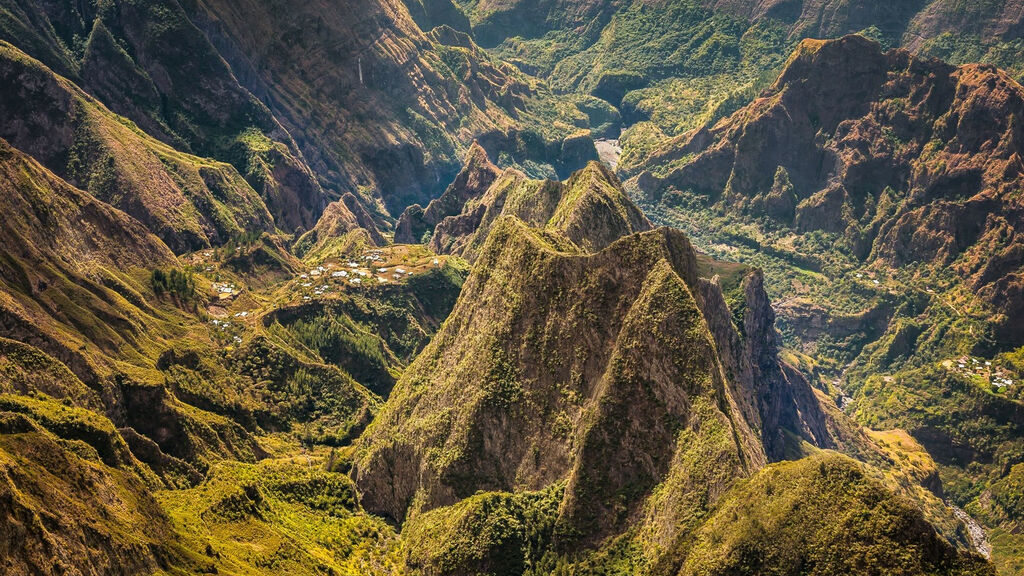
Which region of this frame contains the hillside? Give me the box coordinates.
[0,125,390,459]
[0,122,999,574]
[0,40,282,252]
[0,127,463,573]
[355,157,990,573]
[629,34,1024,572]
[0,0,1020,574]
[355,221,767,527]
[396,144,652,260]
[0,0,607,219]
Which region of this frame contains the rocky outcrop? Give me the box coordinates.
[341,194,386,245]
[696,270,835,461]
[185,0,539,213]
[354,172,846,551]
[414,150,652,261]
[394,142,501,244]
[634,35,1024,347]
[741,271,834,456]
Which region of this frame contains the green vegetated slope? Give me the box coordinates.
[445,0,1024,179]
[434,1,1024,568]
[0,0,610,218]
[0,0,337,233]
[0,3,541,571]
[677,453,989,576]
[353,148,992,574]
[0,96,462,573]
[467,0,1024,98]
[0,129,394,458]
[0,0,1018,573]
[0,39,278,253]
[0,122,994,574]
[627,34,1024,573]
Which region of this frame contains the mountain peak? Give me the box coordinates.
[355,188,841,538]
[394,142,503,245]
[405,152,653,261]
[551,160,653,252]
[354,214,766,527]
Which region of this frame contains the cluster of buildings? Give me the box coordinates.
[950,356,1015,390]
[288,248,439,302]
[208,318,244,345]
[210,282,238,302]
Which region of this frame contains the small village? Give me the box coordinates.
[208,317,244,346]
[943,356,1017,392]
[286,246,445,304]
[185,244,449,349]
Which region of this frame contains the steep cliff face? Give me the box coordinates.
[401,0,472,34]
[698,268,835,459]
[355,219,764,529]
[451,0,1024,171]
[0,1,1014,573]
[627,38,1024,568]
[903,0,1024,53]
[456,0,614,48]
[703,0,1024,52]
[0,0,331,232]
[462,0,934,49]
[703,0,927,40]
[0,40,275,252]
[635,35,1024,348]
[353,164,844,545]
[0,0,594,224]
[186,0,537,212]
[403,145,653,261]
[394,142,502,244]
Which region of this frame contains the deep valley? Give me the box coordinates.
[0,1,1022,574]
